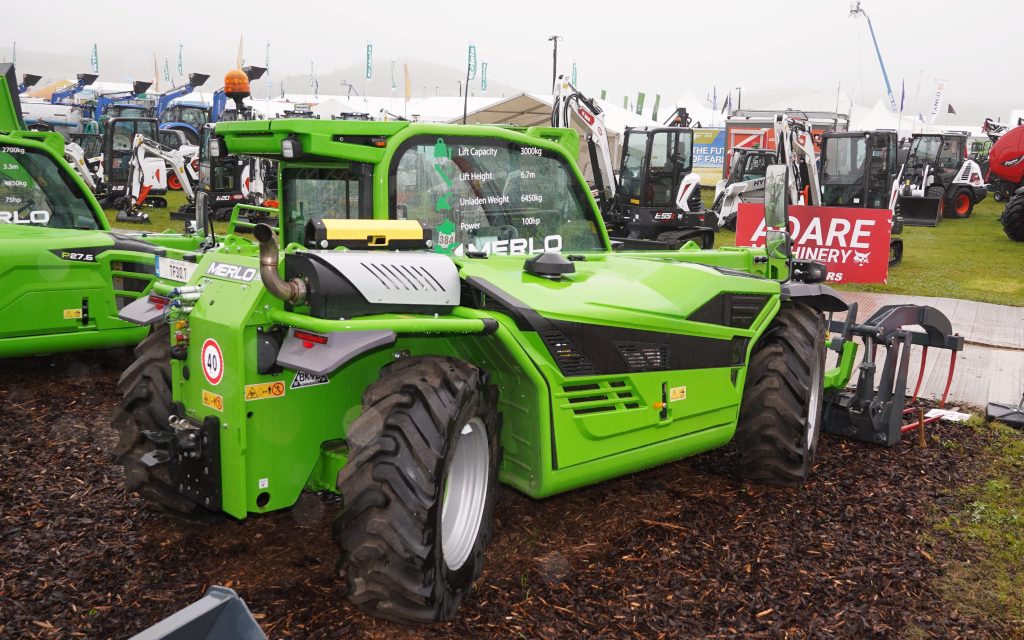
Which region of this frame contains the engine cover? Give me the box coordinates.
[284,251,460,319]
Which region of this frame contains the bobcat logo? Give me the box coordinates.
[853,251,870,266]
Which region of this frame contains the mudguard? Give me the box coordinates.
[780,282,848,313]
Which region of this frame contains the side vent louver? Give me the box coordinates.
[613,341,669,372]
[540,330,597,376]
[559,379,642,415]
[689,293,770,329]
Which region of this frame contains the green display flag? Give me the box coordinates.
[636,92,646,116]
[481,62,488,92]
[600,89,606,100]
[178,43,183,75]
[163,58,170,82]
[390,60,396,91]
[365,43,373,80]
[623,96,628,109]
[652,94,661,121]
[571,62,577,85]
[467,44,477,81]
[90,44,98,73]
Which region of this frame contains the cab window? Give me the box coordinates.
[282,167,365,242]
[0,145,99,229]
[390,136,603,255]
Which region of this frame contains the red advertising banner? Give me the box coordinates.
[735,204,892,284]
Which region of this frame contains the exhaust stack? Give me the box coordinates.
[253,224,307,305]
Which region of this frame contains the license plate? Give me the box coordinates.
[156,256,197,283]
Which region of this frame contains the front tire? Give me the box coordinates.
[734,302,825,486]
[334,356,501,624]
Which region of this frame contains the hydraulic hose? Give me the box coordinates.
[253,223,307,305]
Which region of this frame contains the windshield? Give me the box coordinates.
[740,152,772,181]
[821,137,867,184]
[0,144,99,229]
[909,136,941,165]
[391,136,603,255]
[162,107,208,128]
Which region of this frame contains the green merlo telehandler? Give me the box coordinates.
[112,112,962,628]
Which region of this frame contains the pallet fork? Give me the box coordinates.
[823,303,965,446]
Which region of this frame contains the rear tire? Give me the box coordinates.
[334,356,501,623]
[1002,197,1024,242]
[110,325,216,518]
[946,188,974,219]
[734,302,825,486]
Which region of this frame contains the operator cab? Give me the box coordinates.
[160,104,209,144]
[269,135,605,256]
[102,117,158,200]
[907,134,966,172]
[820,131,897,209]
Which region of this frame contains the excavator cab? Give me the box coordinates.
[607,127,713,248]
[102,117,158,205]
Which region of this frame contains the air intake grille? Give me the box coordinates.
[559,380,641,415]
[613,341,669,372]
[360,262,446,292]
[539,330,597,376]
[110,260,155,310]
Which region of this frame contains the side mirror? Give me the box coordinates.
[763,164,789,229]
[763,164,793,280]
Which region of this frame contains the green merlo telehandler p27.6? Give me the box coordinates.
[113,114,963,626]
[0,63,207,359]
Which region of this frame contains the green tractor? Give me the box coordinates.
[112,114,962,627]
[0,64,209,359]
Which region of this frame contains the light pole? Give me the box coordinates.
[548,35,562,92]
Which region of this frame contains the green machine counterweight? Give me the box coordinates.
[110,111,963,627]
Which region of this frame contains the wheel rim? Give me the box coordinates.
[956,194,970,214]
[441,417,489,571]
[805,350,823,450]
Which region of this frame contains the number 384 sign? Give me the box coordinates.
[735,204,893,284]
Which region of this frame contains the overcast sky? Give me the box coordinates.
[2,0,1017,122]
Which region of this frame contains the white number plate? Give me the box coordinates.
[156,257,197,283]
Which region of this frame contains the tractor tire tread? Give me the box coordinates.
[733,302,824,487]
[334,356,500,624]
[1002,198,1024,241]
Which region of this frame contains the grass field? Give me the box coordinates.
[107,190,1024,307]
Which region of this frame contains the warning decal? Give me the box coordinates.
[245,381,287,401]
[202,389,224,412]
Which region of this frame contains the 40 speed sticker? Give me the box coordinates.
[201,339,224,385]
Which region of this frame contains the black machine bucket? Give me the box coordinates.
[128,586,266,640]
[897,195,943,227]
[823,303,964,446]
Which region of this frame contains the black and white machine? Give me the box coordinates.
[897,133,987,223]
